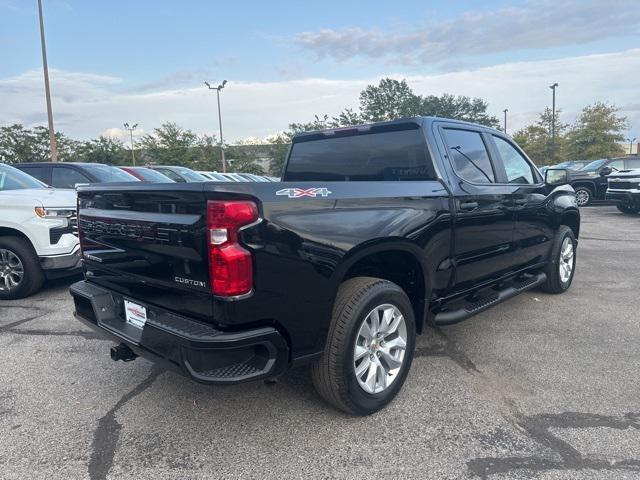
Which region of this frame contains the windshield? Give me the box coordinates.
[129,167,174,182]
[175,168,208,181]
[83,164,139,182]
[580,159,606,171]
[0,164,46,191]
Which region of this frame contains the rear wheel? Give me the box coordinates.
[540,226,576,294]
[616,204,640,215]
[311,277,416,415]
[574,187,592,207]
[0,236,44,300]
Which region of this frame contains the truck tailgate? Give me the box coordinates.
[77,186,213,321]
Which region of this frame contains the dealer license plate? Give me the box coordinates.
[124,300,147,329]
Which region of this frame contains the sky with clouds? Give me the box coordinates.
[1,0,639,142]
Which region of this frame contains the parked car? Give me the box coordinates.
[569,156,640,206]
[0,164,79,299]
[539,160,591,174]
[235,173,270,182]
[197,171,231,181]
[15,162,138,189]
[148,166,208,182]
[70,117,579,415]
[120,166,175,182]
[606,168,640,214]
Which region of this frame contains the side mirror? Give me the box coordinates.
[600,166,612,176]
[545,168,569,186]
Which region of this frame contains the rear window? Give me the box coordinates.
[129,167,174,182]
[284,128,436,182]
[83,164,139,182]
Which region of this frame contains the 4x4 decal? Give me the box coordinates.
[276,187,332,198]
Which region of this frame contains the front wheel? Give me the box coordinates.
[311,277,416,415]
[540,226,576,294]
[574,187,592,207]
[0,236,44,300]
[616,204,640,215]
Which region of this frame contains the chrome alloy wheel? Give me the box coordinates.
[559,237,575,283]
[353,303,407,394]
[0,249,24,291]
[575,189,590,207]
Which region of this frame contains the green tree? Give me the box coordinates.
[0,124,45,163]
[420,94,499,127]
[75,136,127,165]
[564,102,627,160]
[512,108,568,165]
[138,122,204,167]
[359,78,421,122]
[265,134,291,177]
[0,124,76,163]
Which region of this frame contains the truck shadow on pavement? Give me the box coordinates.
[416,326,640,479]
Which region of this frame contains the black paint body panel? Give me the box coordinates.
[75,117,580,368]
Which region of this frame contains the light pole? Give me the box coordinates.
[123,123,138,166]
[549,83,558,140]
[503,109,508,134]
[204,80,228,173]
[37,0,57,161]
[627,137,637,155]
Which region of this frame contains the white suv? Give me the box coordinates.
[0,164,80,299]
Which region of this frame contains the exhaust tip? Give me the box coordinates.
[110,343,138,362]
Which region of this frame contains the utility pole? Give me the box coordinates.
[627,137,637,155]
[37,0,57,161]
[503,109,508,134]
[549,83,558,140]
[123,123,138,166]
[204,80,228,173]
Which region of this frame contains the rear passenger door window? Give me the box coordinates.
[52,167,91,188]
[20,166,48,184]
[492,136,536,184]
[442,128,495,184]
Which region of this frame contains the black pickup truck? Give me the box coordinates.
[70,117,580,415]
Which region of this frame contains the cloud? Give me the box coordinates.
[294,0,640,66]
[101,127,146,141]
[1,49,639,141]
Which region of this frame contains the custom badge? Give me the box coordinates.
[276,187,332,198]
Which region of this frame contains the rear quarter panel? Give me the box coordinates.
[207,181,452,360]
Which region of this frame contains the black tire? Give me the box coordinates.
[616,204,640,215]
[0,236,44,300]
[574,187,592,207]
[311,277,416,415]
[539,226,576,294]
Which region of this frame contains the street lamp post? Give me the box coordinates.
[627,137,637,155]
[204,80,228,173]
[37,0,57,161]
[123,123,138,166]
[549,83,559,140]
[503,109,508,134]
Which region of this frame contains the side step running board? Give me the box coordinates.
[433,272,547,326]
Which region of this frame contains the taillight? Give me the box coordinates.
[207,200,259,297]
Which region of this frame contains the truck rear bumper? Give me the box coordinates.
[69,280,289,385]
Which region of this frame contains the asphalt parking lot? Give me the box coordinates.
[1,205,639,479]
